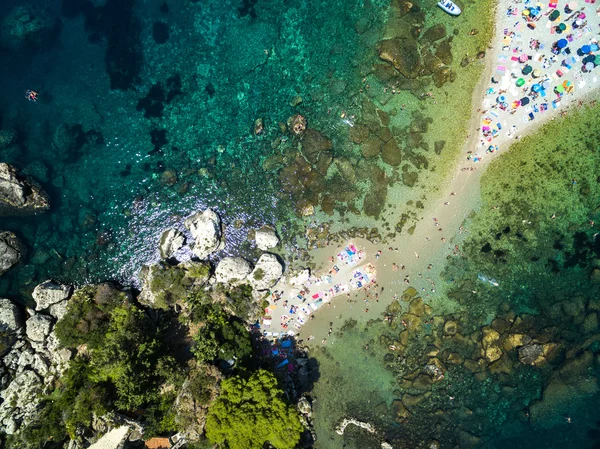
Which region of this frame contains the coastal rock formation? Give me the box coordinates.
[0,298,23,333]
[0,304,72,434]
[25,314,54,343]
[249,253,283,291]
[159,228,186,259]
[289,268,311,286]
[184,208,222,259]
[0,231,24,276]
[215,257,252,284]
[32,280,73,311]
[254,226,279,251]
[335,417,376,435]
[0,163,50,216]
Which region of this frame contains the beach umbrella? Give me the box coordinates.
[522,65,533,75]
[516,78,525,87]
[532,69,542,78]
[497,95,506,103]
[559,23,567,31]
[520,97,530,106]
[562,80,572,88]
[550,9,560,20]
[519,54,529,63]
[557,39,568,49]
[583,54,595,64]
[591,44,599,52]
[542,80,551,90]
[555,85,565,93]
[530,8,539,16]
[523,8,530,16]
[532,83,542,92]
[581,45,591,54]
[585,62,595,71]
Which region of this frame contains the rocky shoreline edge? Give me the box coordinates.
[0,205,322,448]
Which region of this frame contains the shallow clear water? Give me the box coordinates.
[2,0,600,447]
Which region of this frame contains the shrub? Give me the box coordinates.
[205,370,303,449]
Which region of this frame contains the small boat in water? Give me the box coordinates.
[438,0,461,16]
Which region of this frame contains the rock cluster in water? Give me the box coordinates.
[0,163,50,217]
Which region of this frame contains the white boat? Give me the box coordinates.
[438,0,461,16]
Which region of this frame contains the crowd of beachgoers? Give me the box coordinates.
[471,0,600,162]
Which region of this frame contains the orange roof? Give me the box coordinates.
[145,437,171,449]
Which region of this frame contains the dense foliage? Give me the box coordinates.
[205,370,303,449]
[11,265,302,448]
[191,303,253,365]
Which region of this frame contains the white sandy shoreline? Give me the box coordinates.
[262,0,600,343]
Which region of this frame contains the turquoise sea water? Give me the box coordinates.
[2,0,600,448]
[0,0,386,298]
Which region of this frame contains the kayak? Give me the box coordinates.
[438,0,462,16]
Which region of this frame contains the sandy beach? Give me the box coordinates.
[262,0,600,345]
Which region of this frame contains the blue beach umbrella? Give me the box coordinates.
[591,44,599,52]
[532,84,542,92]
[581,45,591,54]
[497,95,506,103]
[557,39,568,49]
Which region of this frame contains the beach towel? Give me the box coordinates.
[549,1,557,7]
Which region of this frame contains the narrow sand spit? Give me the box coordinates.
[266,0,600,341]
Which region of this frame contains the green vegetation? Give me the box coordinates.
[205,370,303,449]
[191,303,252,365]
[12,263,302,448]
[252,267,265,281]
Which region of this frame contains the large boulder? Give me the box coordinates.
[0,298,22,333]
[184,208,222,259]
[215,257,252,284]
[32,280,72,311]
[0,231,24,276]
[289,268,311,286]
[0,163,50,216]
[249,253,284,291]
[159,228,186,259]
[0,5,61,52]
[25,314,54,343]
[254,226,279,251]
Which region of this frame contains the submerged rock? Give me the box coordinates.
[184,208,222,259]
[377,37,422,79]
[0,5,61,52]
[215,257,252,284]
[0,231,24,276]
[0,163,50,216]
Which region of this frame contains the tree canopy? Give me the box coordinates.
[205,370,303,449]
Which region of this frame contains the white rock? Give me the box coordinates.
[25,314,53,342]
[88,425,130,449]
[159,228,186,259]
[49,300,69,321]
[254,226,279,251]
[32,280,72,311]
[381,443,394,449]
[289,268,311,286]
[0,298,22,332]
[184,208,222,259]
[249,253,284,291]
[0,369,42,432]
[215,257,252,284]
